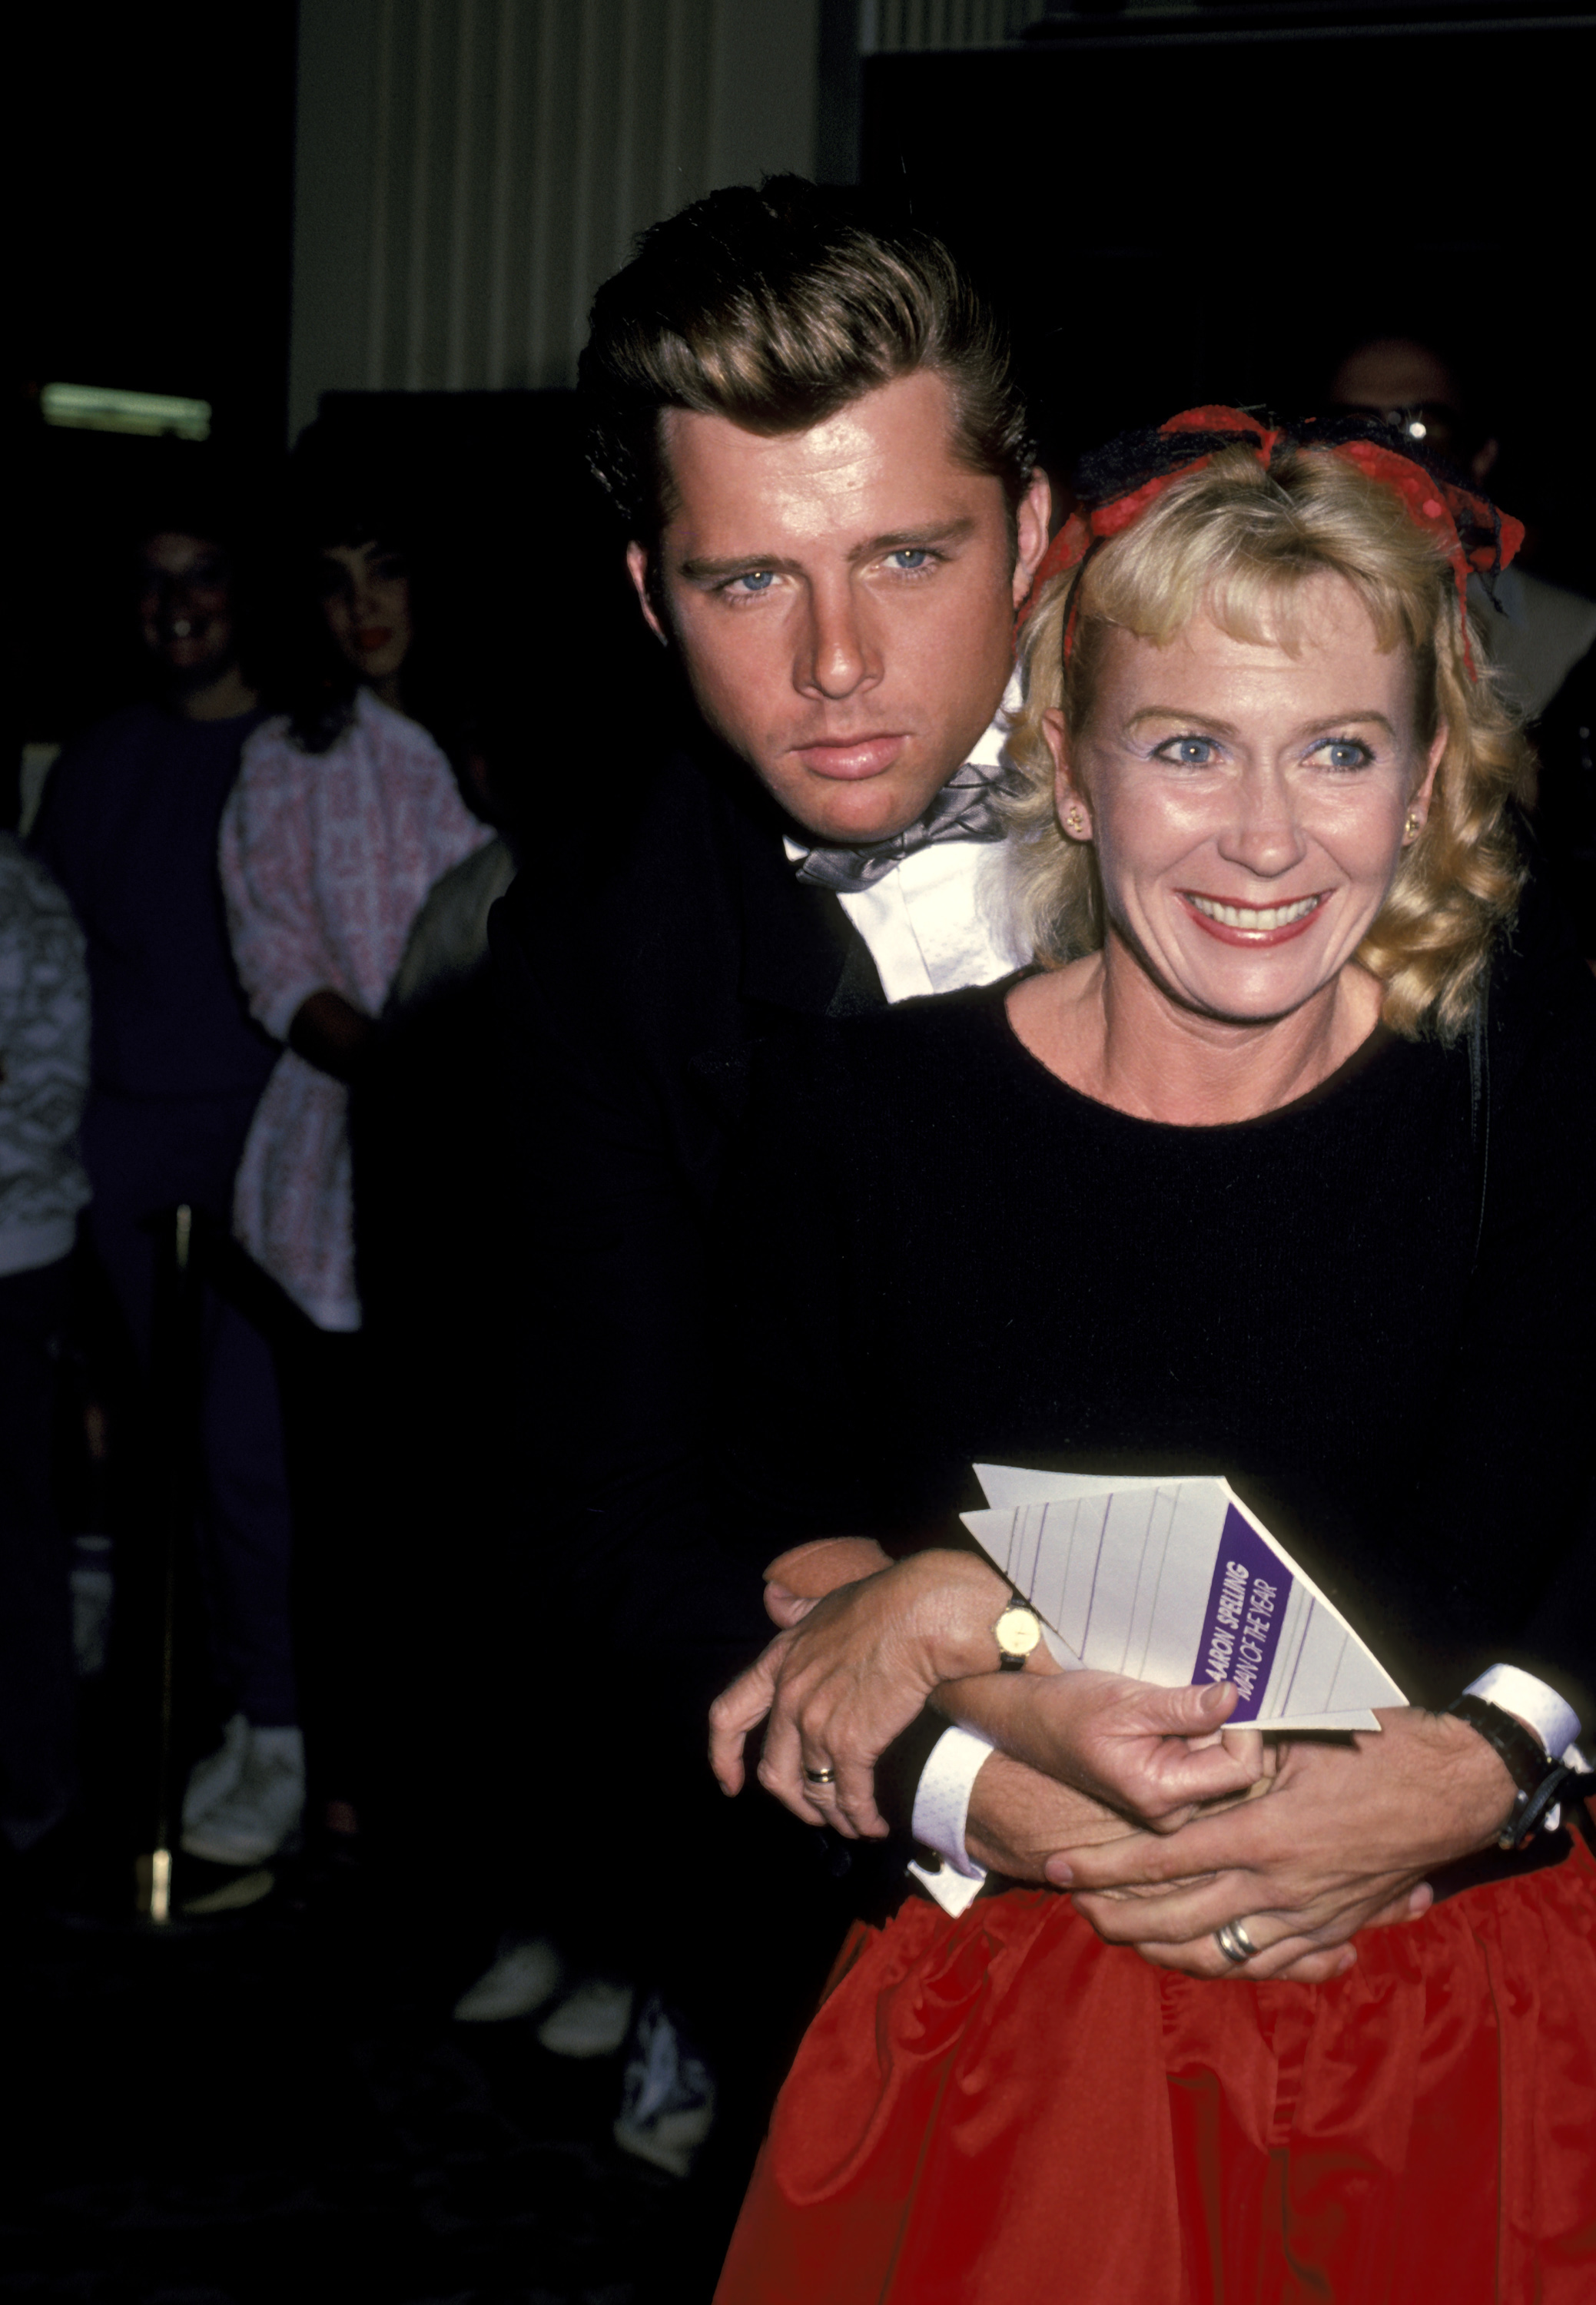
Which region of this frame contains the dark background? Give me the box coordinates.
[12,4,1595,778]
[12,8,299,773]
[866,9,1596,580]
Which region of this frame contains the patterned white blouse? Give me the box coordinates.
[220,689,494,1331]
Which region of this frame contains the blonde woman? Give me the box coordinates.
[708,413,1596,2303]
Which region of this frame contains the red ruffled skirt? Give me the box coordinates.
[716,1829,1596,2304]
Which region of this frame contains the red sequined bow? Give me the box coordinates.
[1021,405,1523,677]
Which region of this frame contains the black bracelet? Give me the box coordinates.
[1444,1693,1573,1851]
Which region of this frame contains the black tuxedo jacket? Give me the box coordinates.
[491,735,898,1737]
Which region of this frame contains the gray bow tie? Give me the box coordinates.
[792,755,1018,894]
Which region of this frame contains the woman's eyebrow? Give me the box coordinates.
[1124,707,1400,738]
[1126,708,1241,735]
[1298,709,1399,738]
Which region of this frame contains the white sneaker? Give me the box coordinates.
[452,1935,566,2024]
[181,1714,250,1832]
[536,1978,635,2059]
[613,1995,717,2179]
[181,1724,305,1865]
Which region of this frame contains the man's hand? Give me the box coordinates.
[708,1550,1015,1840]
[1047,1706,1518,1982]
[940,1666,1269,1832]
[960,1748,1421,1983]
[962,1749,1145,1879]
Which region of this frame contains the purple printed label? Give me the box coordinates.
[1192,1505,1292,1723]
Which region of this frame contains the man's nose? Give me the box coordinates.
[796,578,881,701]
[1216,767,1308,877]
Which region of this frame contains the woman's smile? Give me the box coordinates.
[1181,889,1330,944]
[1044,578,1445,1043]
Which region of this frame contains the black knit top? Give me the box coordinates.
[714,954,1596,1714]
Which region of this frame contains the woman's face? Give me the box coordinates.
[317,541,413,685]
[1047,575,1445,1025]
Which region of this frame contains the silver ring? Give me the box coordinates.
[1214,1918,1259,1965]
[802,1767,837,1786]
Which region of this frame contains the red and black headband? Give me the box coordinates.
[1020,404,1523,677]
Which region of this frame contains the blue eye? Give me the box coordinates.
[1159,735,1218,766]
[1319,739,1373,770]
[731,569,776,595]
[888,548,932,572]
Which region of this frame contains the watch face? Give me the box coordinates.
[995,1603,1042,1658]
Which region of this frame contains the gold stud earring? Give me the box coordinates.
[1065,807,1088,838]
[1405,810,1421,842]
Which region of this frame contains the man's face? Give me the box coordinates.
[1328,336,1495,483]
[138,532,237,686]
[629,370,1050,845]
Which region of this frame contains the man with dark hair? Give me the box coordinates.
[33,498,303,1870]
[491,178,1086,2173]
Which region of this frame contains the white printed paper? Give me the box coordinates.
[962,1467,1404,1732]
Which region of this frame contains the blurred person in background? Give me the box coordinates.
[1531,647,1596,959]
[0,832,89,1883]
[1329,333,1596,721]
[30,491,302,1872]
[220,460,493,1862]
[1329,335,1596,956]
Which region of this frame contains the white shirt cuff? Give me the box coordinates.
[907,1858,988,1918]
[911,1724,995,1879]
[1464,1664,1584,1768]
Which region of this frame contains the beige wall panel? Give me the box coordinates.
[291,0,823,433]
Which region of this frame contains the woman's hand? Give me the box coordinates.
[941,1667,1271,1832]
[1047,1706,1520,1981]
[708,1550,1016,1839]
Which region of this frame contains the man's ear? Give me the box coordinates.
[1010,469,1053,610]
[1045,708,1093,838]
[625,541,669,647]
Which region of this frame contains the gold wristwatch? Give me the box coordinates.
[994,1592,1043,1672]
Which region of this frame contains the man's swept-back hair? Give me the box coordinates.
[581,175,1032,541]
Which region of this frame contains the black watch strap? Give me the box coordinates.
[1445,1692,1574,1850]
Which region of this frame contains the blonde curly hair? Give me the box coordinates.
[1004,443,1533,1040]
